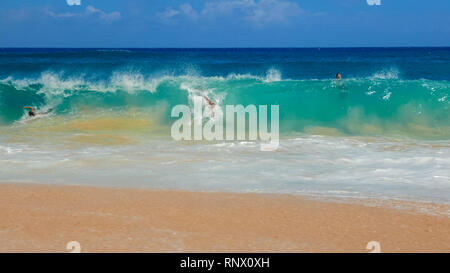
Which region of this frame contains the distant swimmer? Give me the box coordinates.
[24,106,53,118]
[202,95,216,118]
[334,73,347,95]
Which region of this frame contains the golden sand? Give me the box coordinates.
[0,183,449,253]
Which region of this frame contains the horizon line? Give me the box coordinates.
[1,46,450,49]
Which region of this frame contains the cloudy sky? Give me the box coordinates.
[0,0,449,47]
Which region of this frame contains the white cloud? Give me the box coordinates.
[366,0,381,6]
[157,0,302,26]
[66,0,81,6]
[180,4,199,20]
[156,8,180,24]
[85,5,121,22]
[47,5,121,23]
[156,4,198,24]
[46,10,77,18]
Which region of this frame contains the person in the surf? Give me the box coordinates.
[24,106,36,117]
[202,95,216,118]
[24,106,53,117]
[335,73,347,96]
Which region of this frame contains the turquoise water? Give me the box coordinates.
[0,48,449,138]
[0,48,449,203]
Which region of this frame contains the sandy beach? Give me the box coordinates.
[0,183,449,253]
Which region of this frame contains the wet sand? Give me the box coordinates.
[0,183,449,253]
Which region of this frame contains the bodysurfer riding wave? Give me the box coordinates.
[24,106,53,118]
[202,95,216,118]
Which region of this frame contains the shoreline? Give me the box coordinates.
[0,183,449,253]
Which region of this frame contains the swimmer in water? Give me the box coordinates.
[24,106,53,117]
[202,95,216,118]
[334,73,347,96]
[24,106,36,117]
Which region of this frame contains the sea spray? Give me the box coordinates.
[170,97,280,150]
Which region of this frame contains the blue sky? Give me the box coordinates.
[0,0,449,47]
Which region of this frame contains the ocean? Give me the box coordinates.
[0,48,449,203]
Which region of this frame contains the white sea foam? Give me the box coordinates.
[0,133,448,204]
[264,68,282,82]
[0,71,168,95]
[224,68,282,82]
[370,68,399,80]
[0,69,268,97]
